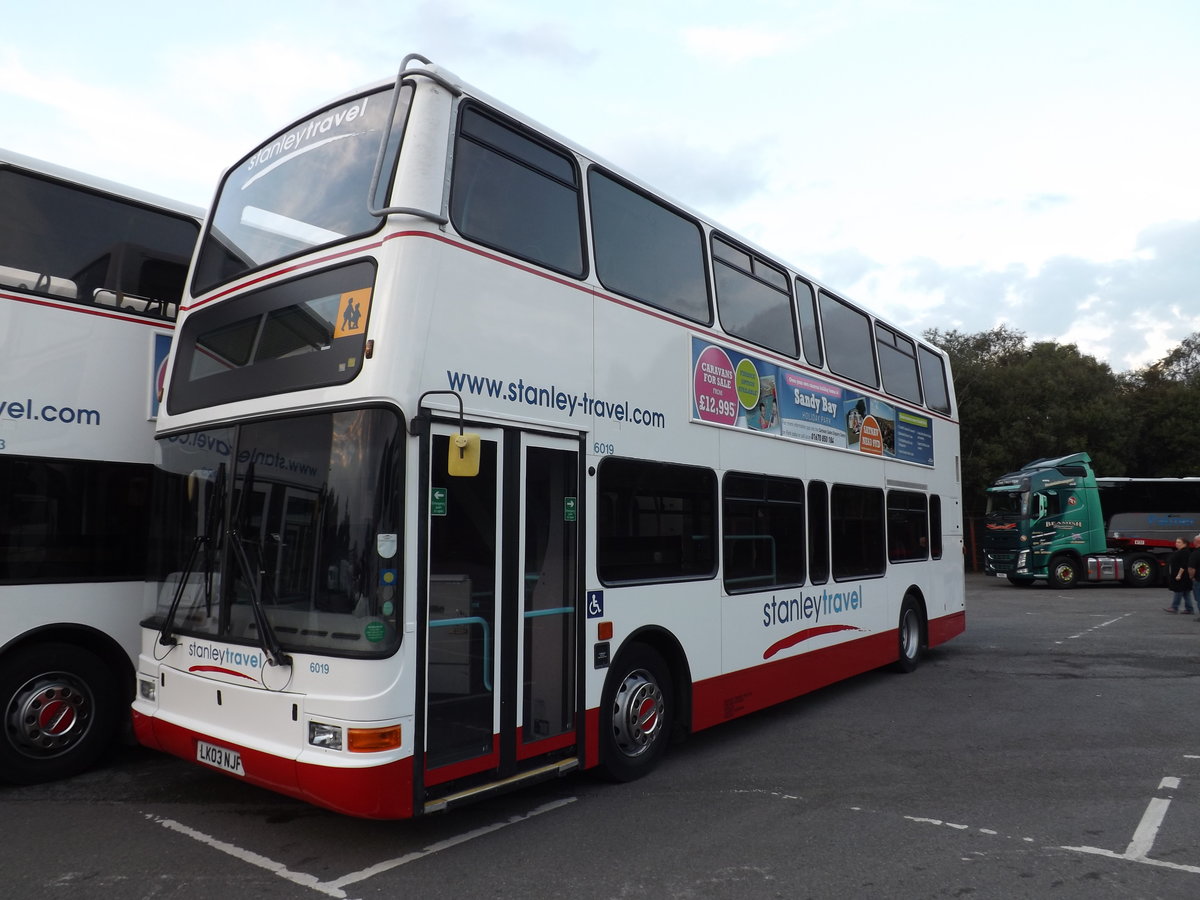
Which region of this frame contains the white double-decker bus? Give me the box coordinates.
[133,55,965,819]
[0,150,201,783]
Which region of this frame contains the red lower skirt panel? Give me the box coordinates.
[928,610,966,647]
[691,628,895,732]
[132,710,414,819]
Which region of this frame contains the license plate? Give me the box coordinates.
[196,740,245,776]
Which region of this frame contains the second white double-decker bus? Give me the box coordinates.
[133,55,964,818]
[1,149,201,783]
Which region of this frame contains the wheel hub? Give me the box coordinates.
[5,674,93,758]
[611,669,664,759]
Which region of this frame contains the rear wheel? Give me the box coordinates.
[893,597,925,673]
[1124,554,1157,587]
[598,644,673,782]
[0,643,121,784]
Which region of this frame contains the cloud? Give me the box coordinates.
[597,132,774,213]
[843,218,1200,371]
[407,1,596,69]
[681,26,793,63]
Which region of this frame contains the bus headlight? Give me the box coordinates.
[308,721,344,751]
[139,677,157,703]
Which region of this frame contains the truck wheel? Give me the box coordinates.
[1006,575,1036,588]
[598,644,673,782]
[0,643,121,785]
[1049,556,1081,589]
[1124,554,1157,587]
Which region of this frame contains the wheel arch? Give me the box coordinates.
[609,625,693,741]
[0,624,136,705]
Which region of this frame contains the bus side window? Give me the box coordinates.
[807,480,830,585]
[819,291,879,389]
[449,105,585,278]
[596,458,716,585]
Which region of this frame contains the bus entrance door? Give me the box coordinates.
[423,427,580,807]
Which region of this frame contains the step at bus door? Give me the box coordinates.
[422,426,580,798]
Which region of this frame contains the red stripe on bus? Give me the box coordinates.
[187,665,255,680]
[762,624,864,660]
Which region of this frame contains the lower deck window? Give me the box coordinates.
[722,473,805,593]
[597,458,716,584]
[831,484,885,579]
[0,456,153,583]
[887,490,930,562]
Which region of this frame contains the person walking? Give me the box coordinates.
[1165,537,1194,613]
[1190,534,1200,621]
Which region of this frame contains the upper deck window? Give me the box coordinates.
[450,105,585,278]
[875,323,922,405]
[819,291,879,389]
[588,169,710,323]
[192,86,409,294]
[0,168,197,315]
[712,236,797,357]
[919,345,952,414]
[795,277,823,367]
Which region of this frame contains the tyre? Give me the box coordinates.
[0,643,122,785]
[1006,574,1036,588]
[1124,554,1157,587]
[1048,556,1081,589]
[893,596,925,673]
[598,644,673,782]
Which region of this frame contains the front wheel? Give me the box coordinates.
[0,643,121,785]
[598,644,673,782]
[1048,556,1081,589]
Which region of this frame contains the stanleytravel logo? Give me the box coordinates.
[761,586,866,660]
[187,641,265,680]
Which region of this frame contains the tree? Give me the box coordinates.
[1122,331,1200,476]
[925,326,1129,517]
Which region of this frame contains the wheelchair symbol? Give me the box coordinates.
[586,590,604,618]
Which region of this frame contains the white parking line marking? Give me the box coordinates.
[146,796,576,898]
[147,814,347,898]
[325,798,576,890]
[1124,797,1172,859]
[1063,774,1200,874]
[1056,613,1131,645]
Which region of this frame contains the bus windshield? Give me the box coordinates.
[148,408,404,658]
[191,86,408,294]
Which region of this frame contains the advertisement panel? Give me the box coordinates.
[690,337,934,466]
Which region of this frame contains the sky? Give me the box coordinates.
[4,0,1199,372]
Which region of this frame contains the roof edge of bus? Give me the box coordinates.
[0,146,205,220]
[263,55,953,367]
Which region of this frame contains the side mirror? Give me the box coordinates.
[448,433,480,477]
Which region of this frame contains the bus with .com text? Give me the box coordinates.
[0,149,201,784]
[133,55,965,819]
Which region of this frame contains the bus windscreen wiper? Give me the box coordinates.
[158,463,226,647]
[229,461,292,669]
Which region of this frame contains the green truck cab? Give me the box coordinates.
[983,452,1199,588]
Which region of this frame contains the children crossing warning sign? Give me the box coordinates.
[334,288,372,338]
